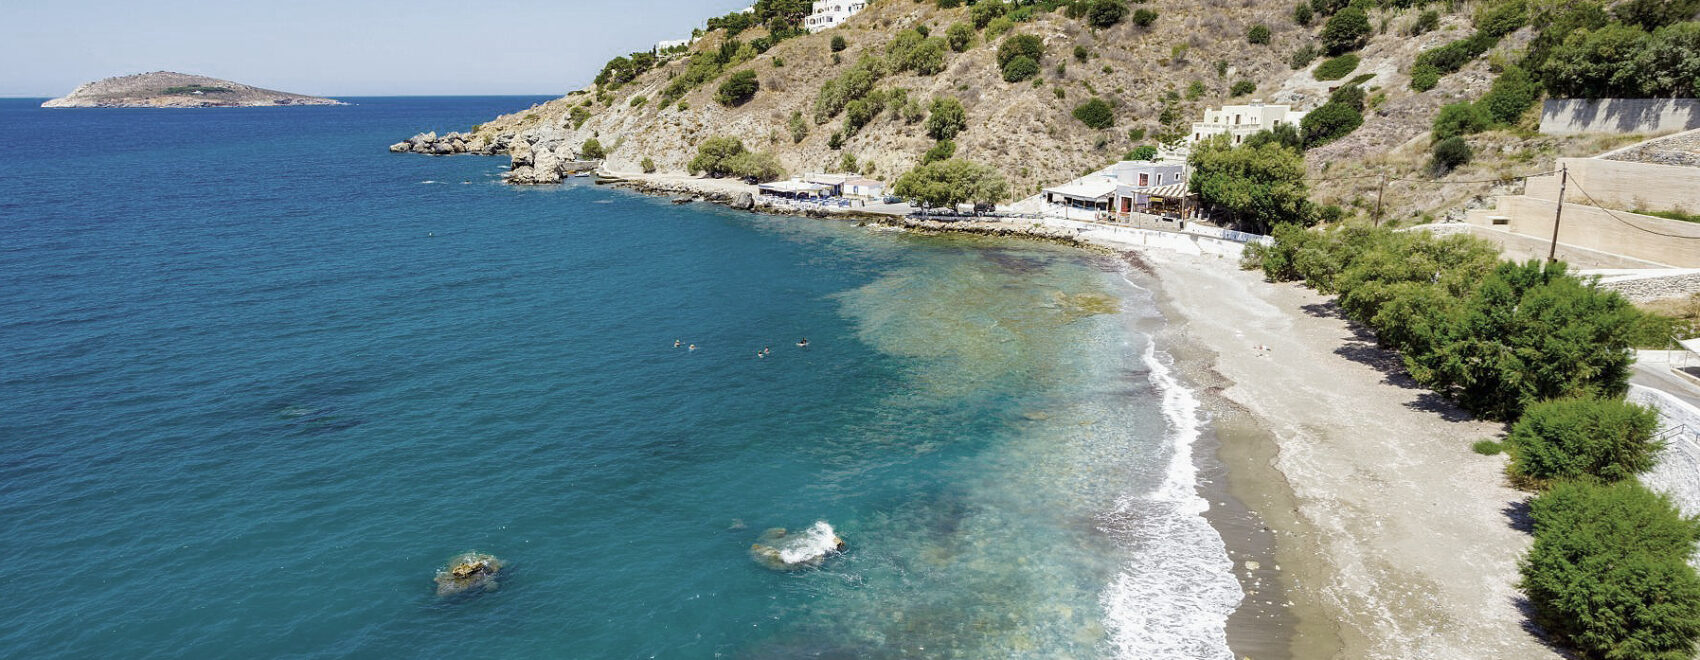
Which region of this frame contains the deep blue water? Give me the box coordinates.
[0,98,1238,658]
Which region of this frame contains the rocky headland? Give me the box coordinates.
[42,72,344,108]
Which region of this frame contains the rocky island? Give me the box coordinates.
[42,71,344,108]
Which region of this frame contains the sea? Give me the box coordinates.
[0,97,1241,658]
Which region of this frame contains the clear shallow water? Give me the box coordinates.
[0,98,1238,658]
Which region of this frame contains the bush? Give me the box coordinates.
[1291,44,1321,70]
[831,34,848,52]
[1074,45,1090,62]
[629,95,647,107]
[926,96,967,140]
[1522,481,1700,660]
[722,150,785,182]
[946,22,975,52]
[688,136,747,176]
[1430,136,1472,172]
[1131,8,1158,27]
[1294,2,1314,26]
[1073,98,1115,129]
[971,0,1009,28]
[893,159,1009,208]
[923,139,957,164]
[1248,24,1272,45]
[1321,6,1371,54]
[1408,9,1440,36]
[641,156,656,173]
[1230,80,1258,96]
[1506,397,1662,485]
[985,16,1016,38]
[580,138,606,160]
[1086,0,1129,28]
[1479,65,1541,125]
[1127,144,1159,161]
[1300,101,1364,147]
[1409,63,1441,91]
[1474,0,1528,39]
[715,70,760,107]
[996,33,1045,69]
[788,111,808,143]
[1002,55,1040,82]
[1313,53,1359,80]
[1432,102,1490,141]
[1472,440,1504,455]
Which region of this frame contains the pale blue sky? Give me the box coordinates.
[1,1,752,97]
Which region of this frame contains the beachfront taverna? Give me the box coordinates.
[1041,160,1190,220]
[1189,101,1306,146]
[805,1,868,32]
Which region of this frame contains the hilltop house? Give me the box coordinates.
[1189,101,1306,146]
[805,1,868,32]
[1041,160,1189,220]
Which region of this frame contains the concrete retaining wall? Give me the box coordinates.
[1629,385,1700,520]
[1525,158,1700,213]
[1464,197,1700,267]
[1540,99,1700,135]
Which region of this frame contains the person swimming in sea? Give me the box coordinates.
[762,346,771,356]
[688,344,696,351]
[674,339,681,348]
[797,338,809,348]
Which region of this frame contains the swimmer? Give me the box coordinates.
[797,338,809,347]
[762,346,771,355]
[757,351,765,358]
[674,339,681,348]
[688,344,697,351]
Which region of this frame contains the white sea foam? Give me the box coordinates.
[777,521,842,565]
[1100,278,1243,659]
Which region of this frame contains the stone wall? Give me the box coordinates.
[1540,99,1700,136]
[1524,158,1700,215]
[1465,197,1700,267]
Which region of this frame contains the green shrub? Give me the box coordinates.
[629,95,647,107]
[1474,0,1528,39]
[1430,136,1472,172]
[1321,6,1371,54]
[946,22,975,52]
[1472,440,1504,455]
[893,159,1009,208]
[1301,101,1364,147]
[1186,80,1207,100]
[1002,55,1040,82]
[641,156,656,173]
[1294,2,1314,26]
[1188,136,1311,234]
[1408,9,1440,36]
[1085,0,1129,28]
[1229,80,1257,96]
[1522,481,1700,660]
[689,136,746,176]
[996,33,1044,68]
[1432,102,1490,141]
[715,70,760,107]
[1291,44,1321,70]
[985,16,1016,38]
[922,139,957,164]
[580,138,606,160]
[788,111,808,143]
[1074,45,1090,62]
[1131,8,1158,27]
[971,0,1009,28]
[831,34,848,52]
[1313,53,1359,80]
[1478,65,1542,125]
[1507,397,1662,485]
[1248,24,1272,44]
[1409,63,1441,91]
[1127,144,1159,161]
[926,96,967,140]
[1073,98,1115,129]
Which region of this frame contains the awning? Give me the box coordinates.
[1139,182,1189,200]
[759,181,830,194]
[1043,178,1118,201]
[1680,337,1700,355]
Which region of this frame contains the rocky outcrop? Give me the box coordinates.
[388,131,508,156]
[749,522,846,571]
[433,551,504,597]
[42,71,343,108]
[730,192,755,210]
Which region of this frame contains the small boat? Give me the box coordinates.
[572,171,592,178]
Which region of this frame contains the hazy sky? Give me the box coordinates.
[0,1,753,97]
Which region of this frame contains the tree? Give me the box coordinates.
[1127,144,1160,161]
[971,0,1008,29]
[946,22,975,52]
[1072,98,1115,129]
[688,136,748,176]
[1300,101,1364,147]
[893,159,1009,208]
[788,111,809,143]
[1541,24,1650,98]
[580,138,606,160]
[1321,6,1371,55]
[1001,55,1040,82]
[715,70,760,107]
[1188,135,1311,234]
[996,33,1045,69]
[1478,65,1542,125]
[1521,481,1700,660]
[1506,397,1663,485]
[1086,0,1129,28]
[1245,123,1303,149]
[926,97,967,140]
[1430,136,1472,172]
[922,139,957,164]
[723,150,786,182]
[1248,24,1272,45]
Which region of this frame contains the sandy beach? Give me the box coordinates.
[1139,248,1562,659]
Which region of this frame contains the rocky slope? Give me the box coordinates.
[42,72,343,108]
[402,0,1551,219]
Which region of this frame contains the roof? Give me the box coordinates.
[1043,178,1118,200]
[1681,337,1700,355]
[1141,182,1190,199]
[844,177,883,187]
[759,180,830,193]
[804,173,850,185]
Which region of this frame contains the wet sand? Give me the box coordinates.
[1138,248,1563,659]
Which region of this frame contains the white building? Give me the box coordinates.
[805,1,868,33]
[1041,160,1189,220]
[843,177,886,199]
[654,38,693,54]
[1189,100,1307,146]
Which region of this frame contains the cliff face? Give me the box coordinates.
[415,0,1516,215]
[42,72,344,108]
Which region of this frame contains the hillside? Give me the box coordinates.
[42,72,344,108]
[401,0,1682,223]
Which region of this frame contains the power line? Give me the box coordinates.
[1566,178,1700,240]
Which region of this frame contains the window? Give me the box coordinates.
[1139,173,1149,186]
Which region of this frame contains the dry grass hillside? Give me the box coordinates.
[446,0,1589,218]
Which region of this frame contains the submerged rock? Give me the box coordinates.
[434,551,504,597]
[749,521,846,571]
[730,192,755,210]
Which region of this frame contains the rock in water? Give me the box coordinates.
[749,521,846,571]
[434,551,504,597]
[730,192,755,211]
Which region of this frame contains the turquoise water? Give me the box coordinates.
[0,98,1239,658]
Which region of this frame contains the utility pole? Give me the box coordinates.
[1373,174,1386,227]
[1547,165,1568,263]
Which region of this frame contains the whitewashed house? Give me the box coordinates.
[843,177,886,199]
[1189,100,1307,146]
[654,38,693,54]
[805,1,868,33]
[1041,160,1189,220]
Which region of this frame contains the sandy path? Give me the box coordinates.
[1140,249,1562,660]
